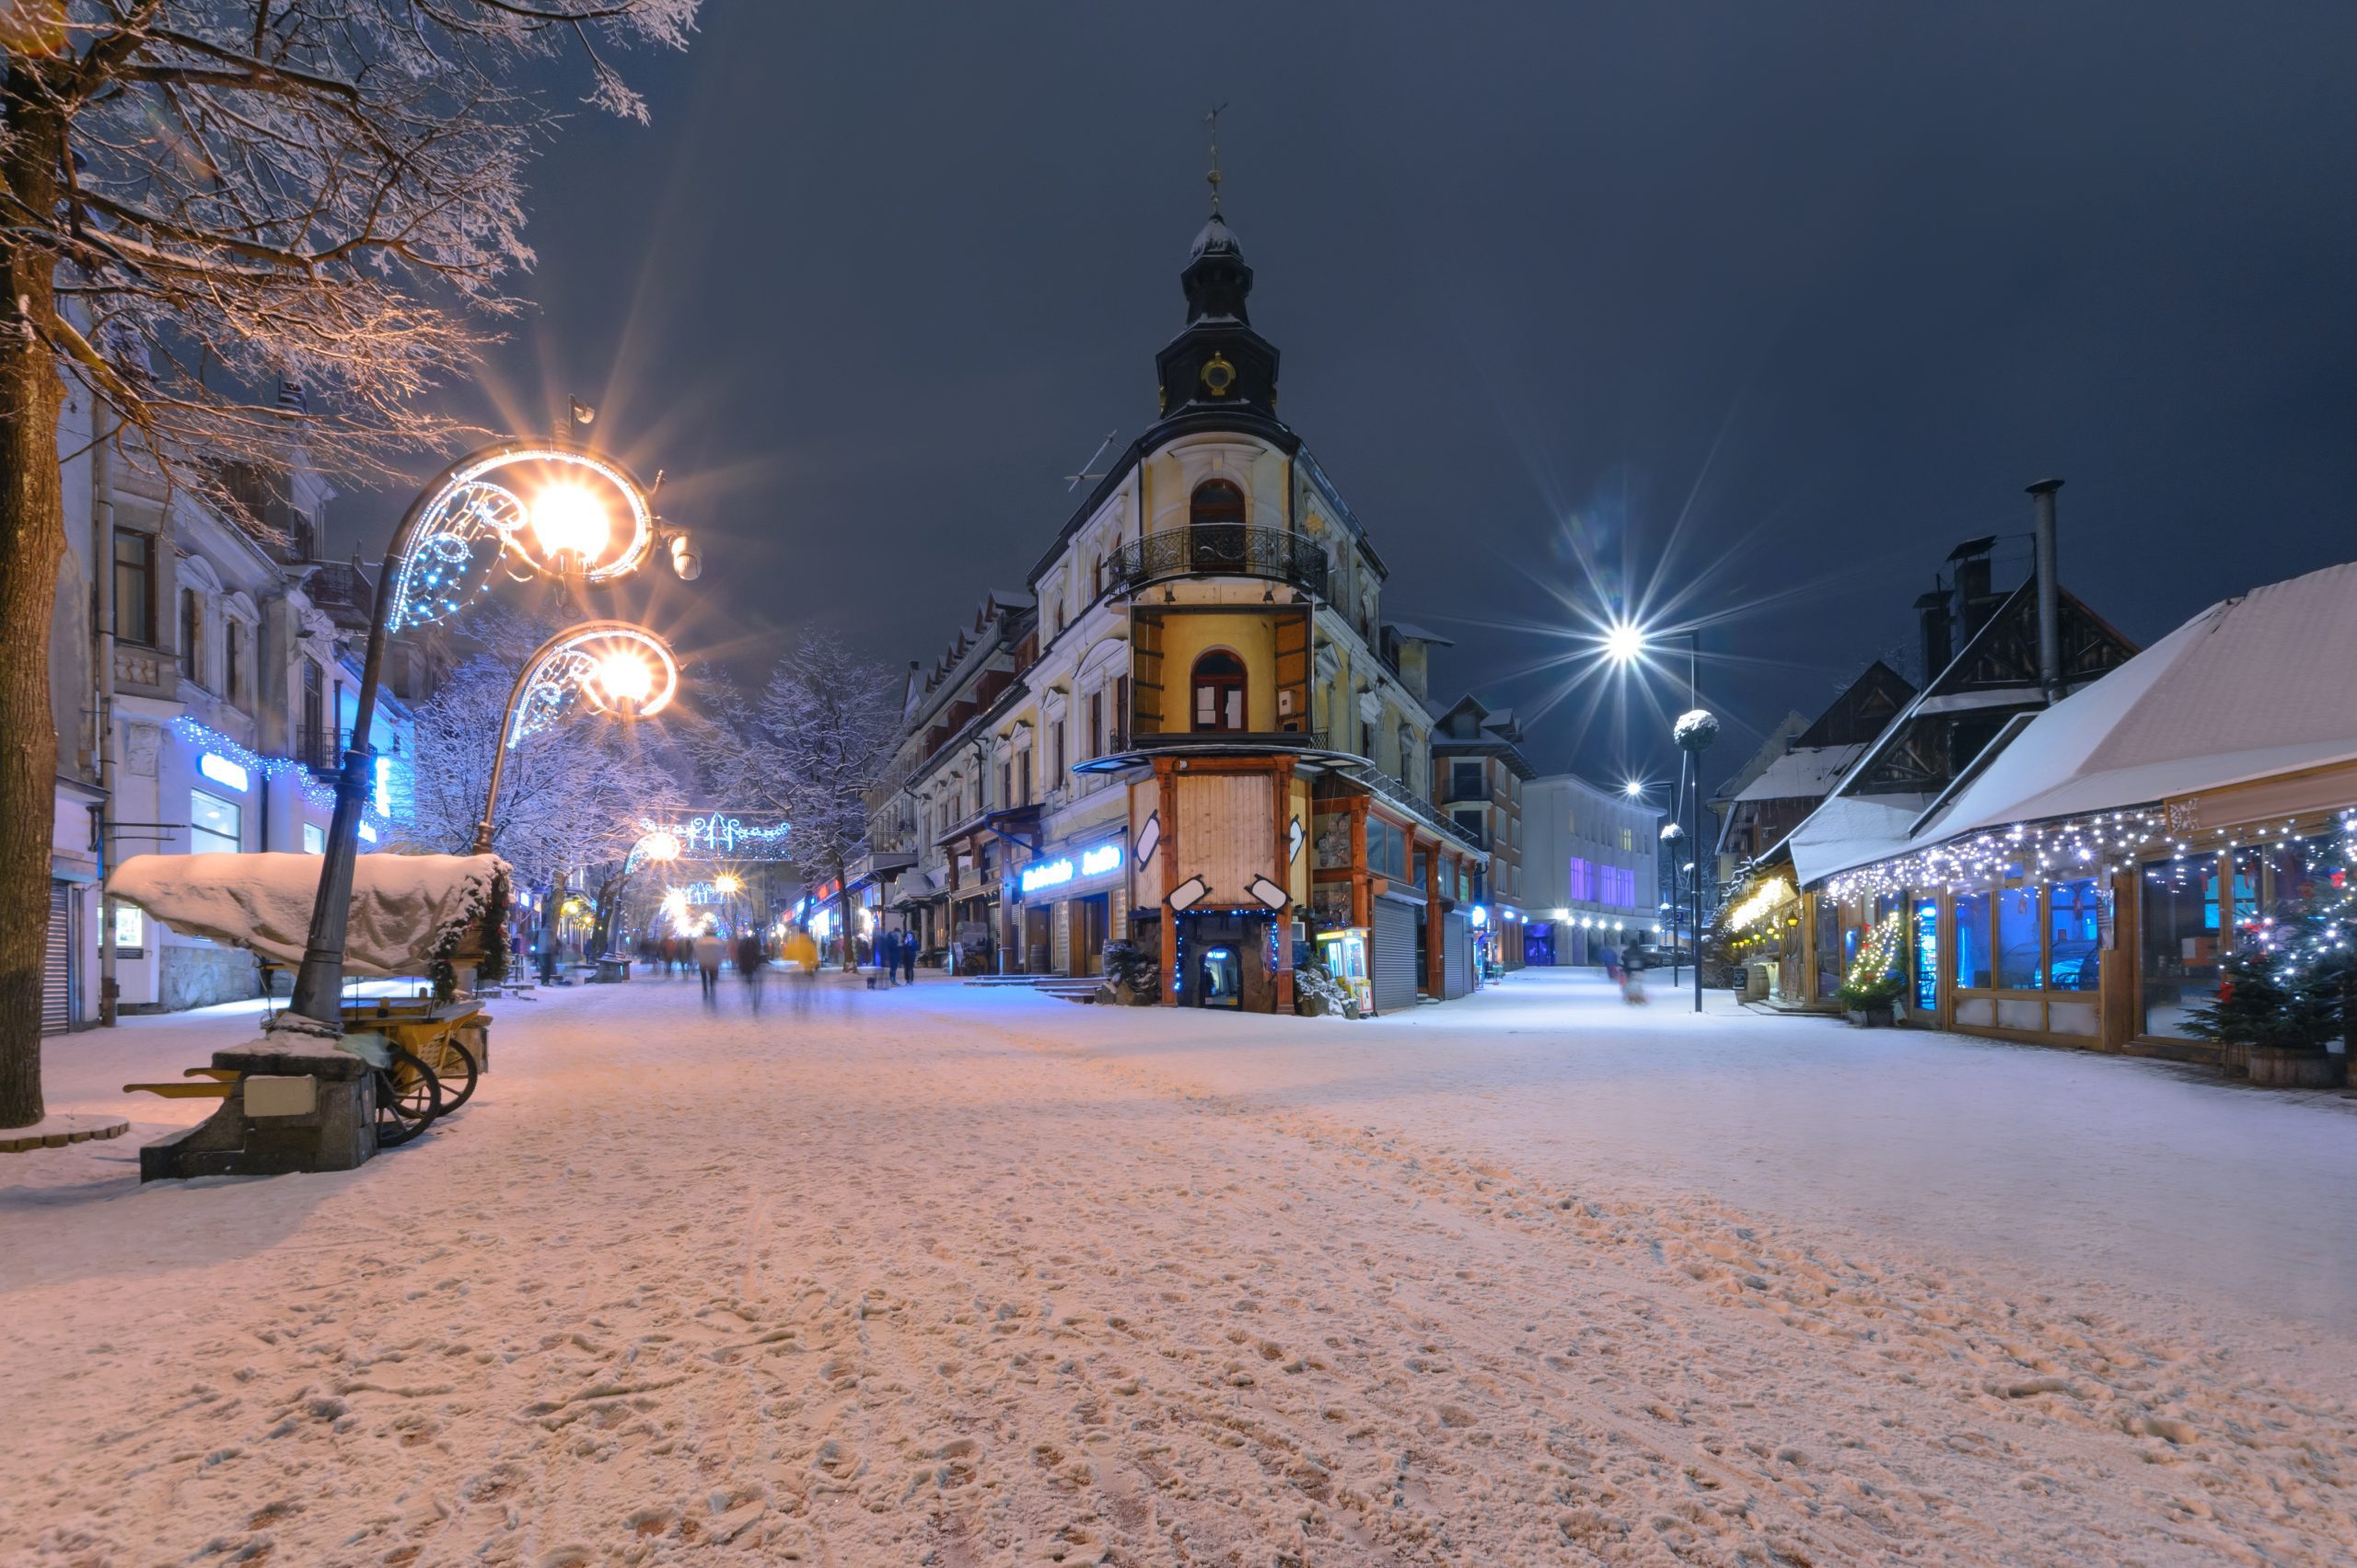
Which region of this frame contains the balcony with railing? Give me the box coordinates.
[1106,525,1328,599]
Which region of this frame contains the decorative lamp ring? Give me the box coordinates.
[388,439,664,632]
[505,620,679,750]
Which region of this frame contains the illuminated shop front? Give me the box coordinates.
[1015,834,1128,978]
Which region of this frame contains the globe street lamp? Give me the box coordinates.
[283,440,693,1032]
[471,621,679,855]
[1603,619,1715,1015]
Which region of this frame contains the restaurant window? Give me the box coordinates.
[1996,881,2042,989]
[1814,896,1842,999]
[1954,889,1992,987]
[1190,648,1247,732]
[1911,895,1939,1010]
[2047,877,2103,991]
[190,790,240,854]
[2141,855,2220,1037]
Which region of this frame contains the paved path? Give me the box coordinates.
[4,971,2352,1566]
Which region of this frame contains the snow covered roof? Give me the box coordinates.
[1900,560,2357,845]
[1731,744,1868,805]
[110,852,508,977]
[1787,795,1935,888]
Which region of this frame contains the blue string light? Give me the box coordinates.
[170,715,392,834]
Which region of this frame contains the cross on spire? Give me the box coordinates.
[1205,101,1226,215]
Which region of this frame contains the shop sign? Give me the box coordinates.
[1020,841,1122,895]
[198,751,250,792]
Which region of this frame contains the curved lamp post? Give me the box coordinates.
[471,621,679,855]
[284,440,694,1030]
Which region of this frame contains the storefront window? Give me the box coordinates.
[190,789,241,854]
[2047,877,2103,991]
[1996,883,2042,989]
[1954,889,1991,987]
[2140,855,2221,1038]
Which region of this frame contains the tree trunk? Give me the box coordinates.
[0,82,65,1129]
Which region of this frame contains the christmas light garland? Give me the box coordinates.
[170,715,391,836]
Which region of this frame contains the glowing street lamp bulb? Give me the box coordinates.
[1603,621,1646,665]
[643,831,680,862]
[530,483,610,562]
[1622,779,1644,797]
[596,649,656,705]
[714,874,743,895]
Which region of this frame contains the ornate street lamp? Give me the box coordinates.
[282,440,693,1032]
[471,620,679,855]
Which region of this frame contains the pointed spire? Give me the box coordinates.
[1205,101,1226,216]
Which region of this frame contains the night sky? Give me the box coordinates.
[343,3,2357,799]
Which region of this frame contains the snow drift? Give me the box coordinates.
[109,851,509,977]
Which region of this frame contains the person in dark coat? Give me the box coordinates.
[735,929,767,1013]
[901,929,917,984]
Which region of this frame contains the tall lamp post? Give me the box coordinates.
[281,440,695,1033]
[1604,621,1715,1015]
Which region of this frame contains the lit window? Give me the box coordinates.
[303,823,326,855]
[190,789,241,854]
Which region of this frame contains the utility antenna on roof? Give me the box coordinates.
[1205,101,1227,215]
[1064,429,1118,492]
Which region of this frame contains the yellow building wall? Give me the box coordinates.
[1155,611,1282,733]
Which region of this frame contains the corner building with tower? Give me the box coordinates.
[860,209,1486,1013]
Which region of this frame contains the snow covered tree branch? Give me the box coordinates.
[0,0,696,1126]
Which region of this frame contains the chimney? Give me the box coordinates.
[1948,539,1995,645]
[2027,479,2063,703]
[1913,587,1953,679]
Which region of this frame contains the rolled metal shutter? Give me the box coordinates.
[1443,911,1470,998]
[1370,898,1418,1016]
[41,881,74,1035]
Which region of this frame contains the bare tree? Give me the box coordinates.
[0,2,695,1126]
[708,633,899,969]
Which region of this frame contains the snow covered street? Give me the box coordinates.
[6,970,2355,1566]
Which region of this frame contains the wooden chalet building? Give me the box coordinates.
[1725,531,2140,1007]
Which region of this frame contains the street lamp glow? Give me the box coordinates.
[1603,620,1647,665]
[714,874,743,896]
[529,482,610,563]
[596,648,657,707]
[1622,778,1644,797]
[642,830,680,863]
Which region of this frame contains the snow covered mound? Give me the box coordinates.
[110,851,509,977]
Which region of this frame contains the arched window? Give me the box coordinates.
[1189,480,1247,573]
[1190,480,1246,529]
[1190,648,1248,732]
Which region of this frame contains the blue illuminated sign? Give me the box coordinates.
[198,751,250,792]
[1913,898,1938,1011]
[1020,841,1122,895]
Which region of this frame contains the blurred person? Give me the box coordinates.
[694,927,725,1008]
[735,928,767,1014]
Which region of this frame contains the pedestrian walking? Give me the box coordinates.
[1618,940,1649,1005]
[876,928,899,987]
[694,928,725,1008]
[900,930,917,984]
[782,923,820,1016]
[735,929,767,1014]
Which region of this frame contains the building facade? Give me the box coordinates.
[1428,695,1536,969]
[43,386,412,1028]
[865,207,1485,1013]
[1515,774,1661,968]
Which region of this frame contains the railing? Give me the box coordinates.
[1106,525,1329,598]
